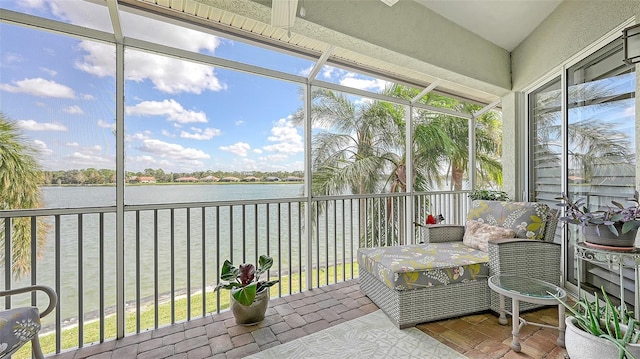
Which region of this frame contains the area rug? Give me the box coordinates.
[246,309,467,359]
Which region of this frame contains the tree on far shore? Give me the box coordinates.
[0,113,47,278]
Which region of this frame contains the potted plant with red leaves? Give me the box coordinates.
[215,254,279,325]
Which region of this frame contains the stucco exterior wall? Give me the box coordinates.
[505,0,640,197]
[292,0,511,93]
[207,0,513,97]
[500,92,518,200]
[512,0,640,91]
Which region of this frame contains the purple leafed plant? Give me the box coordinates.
[556,191,640,237]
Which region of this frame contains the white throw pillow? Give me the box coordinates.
[463,220,516,252]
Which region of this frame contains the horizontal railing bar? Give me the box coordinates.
[0,206,116,217]
[126,197,306,211]
[0,192,421,219]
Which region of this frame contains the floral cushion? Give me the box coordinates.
[463,220,516,252]
[466,200,550,240]
[0,307,41,358]
[357,242,489,291]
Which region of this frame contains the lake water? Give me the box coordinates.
[5,184,325,323]
[41,183,304,207]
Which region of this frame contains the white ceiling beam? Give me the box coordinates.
[411,79,442,104]
[106,0,124,43]
[308,45,334,81]
[473,100,501,118]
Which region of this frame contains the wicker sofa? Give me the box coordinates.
[358,200,560,328]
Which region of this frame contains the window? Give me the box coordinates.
[530,37,636,307]
[566,38,635,299]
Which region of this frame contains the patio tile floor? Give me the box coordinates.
[47,279,568,359]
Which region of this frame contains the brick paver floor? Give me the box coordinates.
[46,279,568,359]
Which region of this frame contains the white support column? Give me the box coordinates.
[304,82,313,291]
[468,115,477,191]
[405,105,414,244]
[107,0,125,339]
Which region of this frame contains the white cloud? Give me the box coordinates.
[126,132,151,141]
[299,65,313,77]
[259,154,289,162]
[33,139,53,155]
[16,0,46,10]
[180,127,222,140]
[340,75,387,92]
[66,151,112,168]
[219,142,251,157]
[82,94,95,100]
[0,78,75,98]
[17,119,67,131]
[19,0,112,31]
[40,67,57,76]
[161,129,175,138]
[97,119,114,129]
[235,120,245,126]
[74,42,226,94]
[66,142,79,147]
[138,138,210,161]
[3,53,22,65]
[127,155,201,173]
[322,66,336,79]
[126,99,207,124]
[64,105,84,114]
[253,149,263,154]
[262,118,303,154]
[319,66,389,92]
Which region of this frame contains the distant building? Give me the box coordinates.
[285,176,303,182]
[242,176,260,182]
[201,175,219,182]
[175,176,199,182]
[264,176,280,182]
[130,176,156,183]
[219,176,241,182]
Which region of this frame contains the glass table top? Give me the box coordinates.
[489,275,565,298]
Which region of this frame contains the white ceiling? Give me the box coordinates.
[414,0,563,51]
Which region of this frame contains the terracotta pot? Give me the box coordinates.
[230,288,269,326]
[582,223,637,248]
[565,316,640,359]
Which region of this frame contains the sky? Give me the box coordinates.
[0,0,389,174]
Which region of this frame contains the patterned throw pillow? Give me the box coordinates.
[466,200,551,240]
[463,219,516,252]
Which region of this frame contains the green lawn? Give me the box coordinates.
[13,263,359,358]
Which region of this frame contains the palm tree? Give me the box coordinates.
[295,88,400,196]
[438,103,503,191]
[0,113,46,278]
[387,86,503,192]
[291,88,404,246]
[294,85,505,246]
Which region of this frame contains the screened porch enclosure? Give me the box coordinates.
[1,0,640,358]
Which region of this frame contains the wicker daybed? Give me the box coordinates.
[358,200,560,328]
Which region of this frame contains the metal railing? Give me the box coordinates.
[0,190,469,355]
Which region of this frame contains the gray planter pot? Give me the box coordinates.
[582,223,638,248]
[230,288,270,326]
[565,316,640,359]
